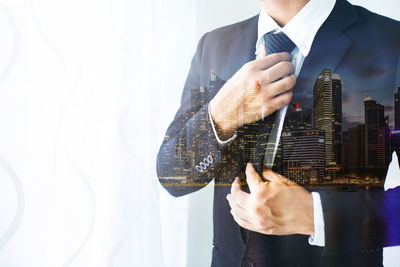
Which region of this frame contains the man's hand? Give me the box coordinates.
[209,52,296,140]
[226,163,314,236]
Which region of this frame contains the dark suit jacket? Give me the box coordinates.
[157,0,400,266]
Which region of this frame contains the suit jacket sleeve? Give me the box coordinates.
[156,34,243,197]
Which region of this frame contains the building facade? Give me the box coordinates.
[313,69,342,168]
[282,130,325,183]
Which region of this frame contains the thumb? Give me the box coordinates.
[245,163,262,192]
[231,177,241,194]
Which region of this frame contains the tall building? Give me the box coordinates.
[347,124,365,170]
[332,74,343,145]
[364,96,389,169]
[391,130,400,153]
[313,69,342,167]
[395,87,400,130]
[282,130,325,183]
[341,130,349,170]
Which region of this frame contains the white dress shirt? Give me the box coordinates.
[209,0,400,247]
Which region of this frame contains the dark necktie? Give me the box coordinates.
[251,31,296,175]
[244,31,296,267]
[263,31,296,55]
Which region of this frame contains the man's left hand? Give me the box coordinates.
[227,163,315,236]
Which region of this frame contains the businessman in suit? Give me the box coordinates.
[157,0,400,266]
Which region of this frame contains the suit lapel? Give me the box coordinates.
[293,0,358,106]
[217,1,360,174]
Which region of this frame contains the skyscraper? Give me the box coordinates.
[364,96,388,169]
[347,124,365,170]
[341,130,349,170]
[313,69,342,168]
[391,130,400,153]
[395,87,400,130]
[332,74,343,145]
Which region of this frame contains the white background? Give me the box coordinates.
[0,0,398,266]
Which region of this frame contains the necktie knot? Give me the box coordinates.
[263,31,296,55]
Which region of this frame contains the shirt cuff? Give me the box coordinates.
[308,192,325,247]
[207,104,237,148]
[384,151,400,191]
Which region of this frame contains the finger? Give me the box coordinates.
[230,208,254,231]
[245,163,262,192]
[229,178,251,205]
[229,190,250,207]
[226,194,250,214]
[260,43,267,57]
[252,52,291,70]
[228,191,250,210]
[231,203,254,223]
[268,91,293,111]
[262,167,289,184]
[261,74,296,99]
[259,60,294,84]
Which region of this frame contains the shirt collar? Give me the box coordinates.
[257,0,336,57]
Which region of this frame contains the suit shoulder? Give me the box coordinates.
[353,5,400,38]
[354,5,400,26]
[204,15,258,41]
[345,4,400,53]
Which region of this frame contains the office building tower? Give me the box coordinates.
[395,87,400,130]
[341,130,349,170]
[347,124,365,170]
[313,69,342,167]
[364,96,388,169]
[391,130,400,153]
[332,74,343,144]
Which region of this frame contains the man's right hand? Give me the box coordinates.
[209,52,296,140]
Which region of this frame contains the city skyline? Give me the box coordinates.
[280,69,397,184]
[160,70,400,186]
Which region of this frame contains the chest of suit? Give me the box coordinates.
[198,21,399,185]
